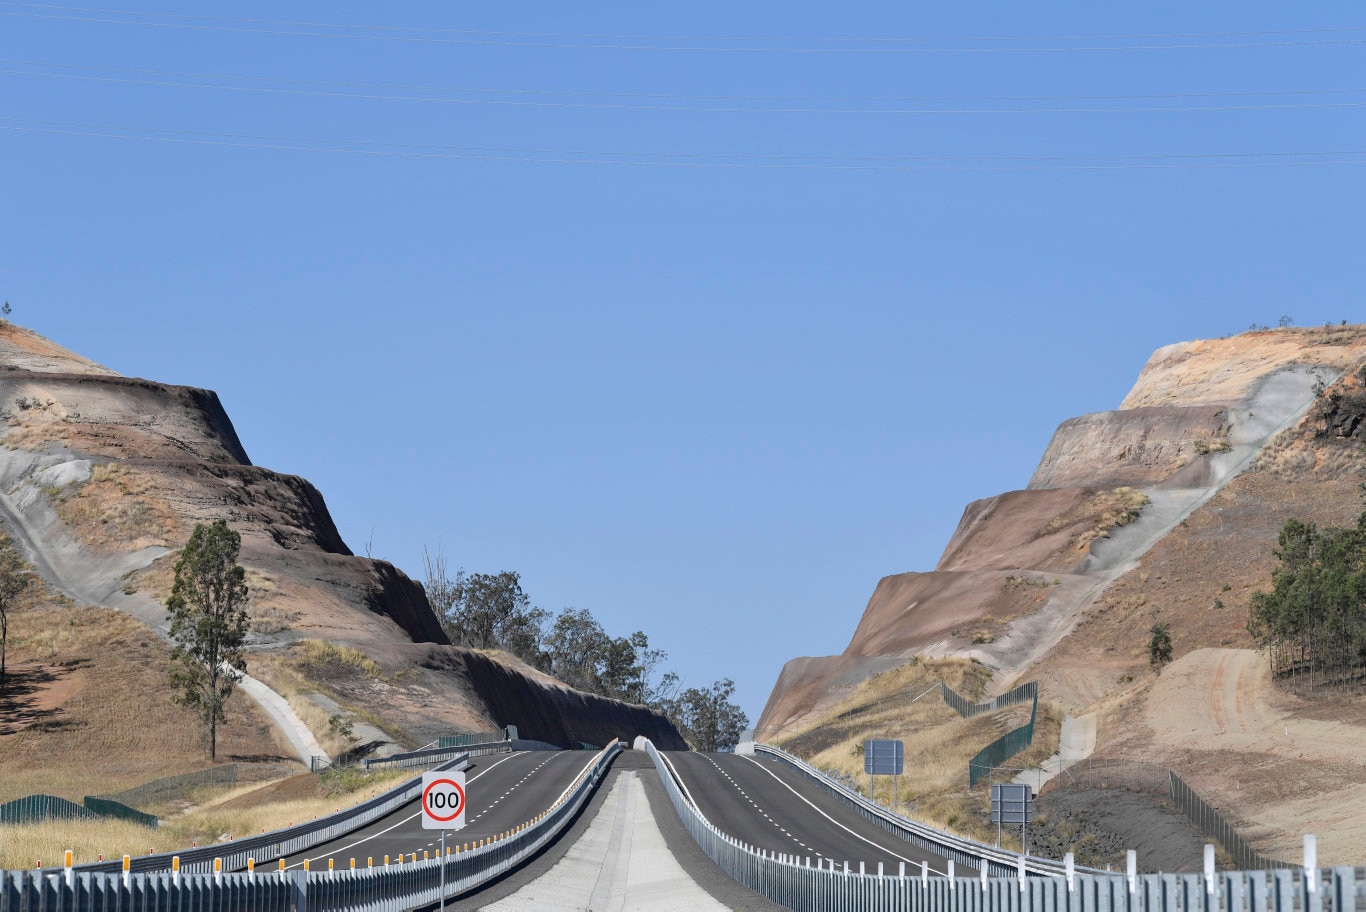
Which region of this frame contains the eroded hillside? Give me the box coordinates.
[0,323,684,797]
[758,325,1366,864]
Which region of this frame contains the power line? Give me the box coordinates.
[2,3,1364,53]
[3,116,1365,171]
[9,66,1366,115]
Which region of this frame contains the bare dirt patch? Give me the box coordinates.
[0,661,85,736]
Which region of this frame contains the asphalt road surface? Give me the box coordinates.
[274,750,600,872]
[662,751,978,877]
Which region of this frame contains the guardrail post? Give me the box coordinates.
[1303,835,1317,893]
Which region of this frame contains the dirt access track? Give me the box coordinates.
[1114,648,1366,863]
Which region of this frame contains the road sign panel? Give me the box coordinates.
[990,783,1033,824]
[863,739,904,776]
[421,770,467,830]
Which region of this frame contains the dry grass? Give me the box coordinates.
[296,641,382,681]
[1035,487,1151,551]
[248,647,405,756]
[0,768,414,868]
[47,463,180,553]
[773,659,1062,844]
[239,570,300,634]
[0,599,294,805]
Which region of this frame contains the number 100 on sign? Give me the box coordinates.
[421,770,467,830]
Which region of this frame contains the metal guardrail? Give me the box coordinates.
[645,739,1364,912]
[360,739,514,771]
[753,743,1097,878]
[74,751,475,876]
[1,742,625,911]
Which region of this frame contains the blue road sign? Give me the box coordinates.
[863,739,904,776]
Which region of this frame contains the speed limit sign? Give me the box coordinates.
[421,770,467,830]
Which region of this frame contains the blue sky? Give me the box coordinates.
[3,2,1364,721]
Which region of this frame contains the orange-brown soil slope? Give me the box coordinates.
[758,326,1366,862]
[0,323,684,755]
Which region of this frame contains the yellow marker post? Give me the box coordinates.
[368,856,373,868]
[122,855,131,890]
[172,856,181,888]
[424,850,429,861]
[303,859,310,873]
[328,858,334,880]
[214,857,222,887]
[384,855,390,867]
[248,858,255,884]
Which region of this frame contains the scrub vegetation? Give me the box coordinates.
[771,658,1061,845]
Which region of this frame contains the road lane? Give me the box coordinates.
[663,751,976,876]
[276,750,598,871]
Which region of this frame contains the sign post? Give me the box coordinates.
[863,740,904,810]
[422,770,467,911]
[990,783,1033,851]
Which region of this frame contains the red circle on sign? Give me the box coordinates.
[422,778,466,822]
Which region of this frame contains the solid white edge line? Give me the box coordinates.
[740,755,950,875]
[658,751,701,809]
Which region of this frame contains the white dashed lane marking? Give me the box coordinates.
[701,755,812,855]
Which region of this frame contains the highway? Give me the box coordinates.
[273,749,601,871]
[661,750,978,877]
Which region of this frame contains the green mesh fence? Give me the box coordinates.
[0,794,99,825]
[81,796,158,829]
[966,688,1038,787]
[939,680,1037,719]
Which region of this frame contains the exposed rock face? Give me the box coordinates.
[1027,406,1229,491]
[758,328,1366,735]
[422,648,687,750]
[0,323,682,751]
